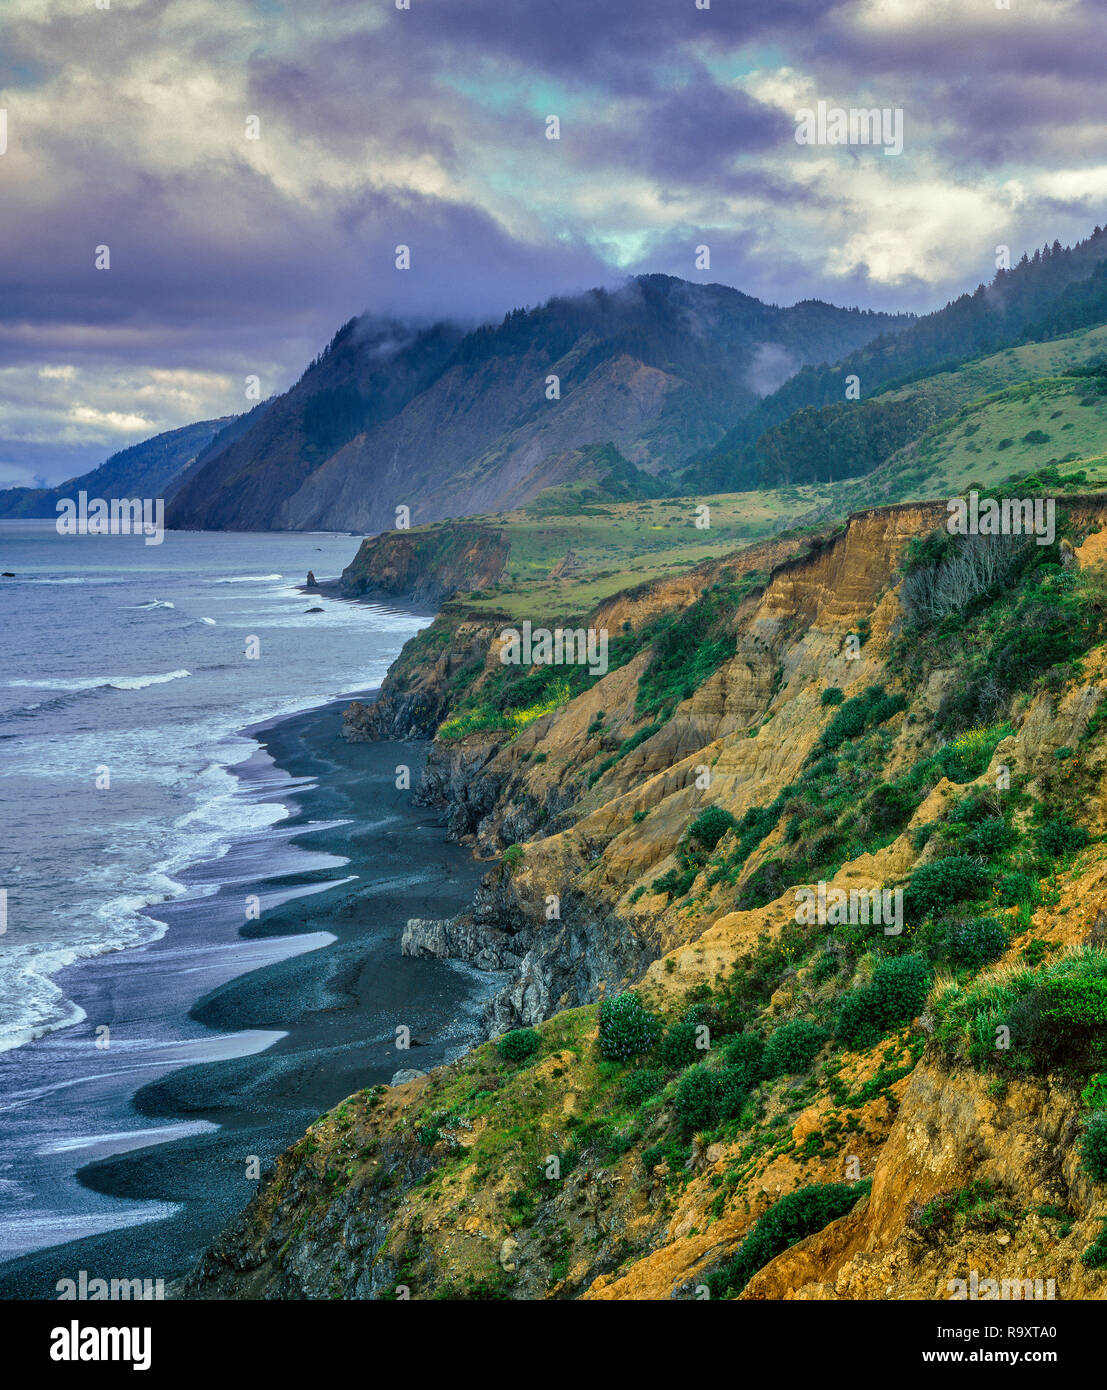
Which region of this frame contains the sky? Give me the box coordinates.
[1,0,1106,488]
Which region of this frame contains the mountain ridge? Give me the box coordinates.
[166,276,907,534]
[0,416,236,519]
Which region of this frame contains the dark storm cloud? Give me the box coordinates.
[626,74,790,182]
[324,0,842,78]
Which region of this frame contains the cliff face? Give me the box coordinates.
[742,1063,1100,1300]
[387,504,951,1035]
[185,497,1107,1300]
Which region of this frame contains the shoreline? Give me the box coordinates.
[0,693,495,1300]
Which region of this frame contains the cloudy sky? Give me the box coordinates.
[2,0,1105,487]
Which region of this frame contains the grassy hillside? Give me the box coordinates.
[406,486,841,624]
[348,329,1107,628]
[834,364,1107,510]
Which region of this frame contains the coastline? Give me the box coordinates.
[0,692,496,1300]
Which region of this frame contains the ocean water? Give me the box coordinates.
[0,520,426,1055]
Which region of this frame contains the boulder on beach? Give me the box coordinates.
[389,1068,426,1087]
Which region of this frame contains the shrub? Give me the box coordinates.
[651,865,697,899]
[1078,1112,1107,1182]
[935,724,1014,783]
[821,687,844,706]
[1007,972,1107,1071]
[836,990,880,1049]
[869,692,908,726]
[718,1065,753,1118]
[674,1064,750,1130]
[1082,1073,1107,1111]
[735,857,788,910]
[1081,1219,1107,1269]
[684,806,739,856]
[945,916,1008,970]
[817,685,897,753]
[1036,816,1089,859]
[723,1032,764,1071]
[960,818,1016,860]
[706,1181,871,1298]
[837,955,931,1048]
[761,1020,827,1078]
[912,1180,1019,1238]
[675,1065,722,1130]
[935,949,1107,1073]
[904,855,991,921]
[496,1028,541,1063]
[811,951,843,984]
[622,1068,665,1107]
[598,993,661,1063]
[995,871,1038,907]
[660,1018,705,1071]
[863,781,918,836]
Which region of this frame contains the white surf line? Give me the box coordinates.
[0,1028,291,1111]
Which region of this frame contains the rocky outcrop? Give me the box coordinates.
[182,1126,439,1300]
[340,524,509,606]
[344,617,504,741]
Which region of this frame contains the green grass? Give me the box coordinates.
[422,490,839,625]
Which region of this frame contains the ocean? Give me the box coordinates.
[0,520,425,1054]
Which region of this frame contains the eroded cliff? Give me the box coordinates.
[184,496,1107,1301]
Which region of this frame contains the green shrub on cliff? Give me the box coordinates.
[1008,971,1107,1071]
[1081,1219,1107,1269]
[814,684,906,755]
[1078,1112,1107,1182]
[622,1068,665,1107]
[760,1020,827,1078]
[903,855,991,921]
[635,575,766,720]
[599,993,661,1063]
[836,955,931,1049]
[942,916,1008,970]
[1082,1073,1107,1110]
[684,806,739,855]
[659,1017,705,1070]
[723,1031,765,1070]
[1035,815,1089,859]
[674,1064,749,1131]
[652,806,741,902]
[935,723,1013,783]
[497,1028,542,1064]
[706,1180,871,1298]
[934,949,1107,1073]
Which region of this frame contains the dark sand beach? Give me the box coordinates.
[0,695,495,1299]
